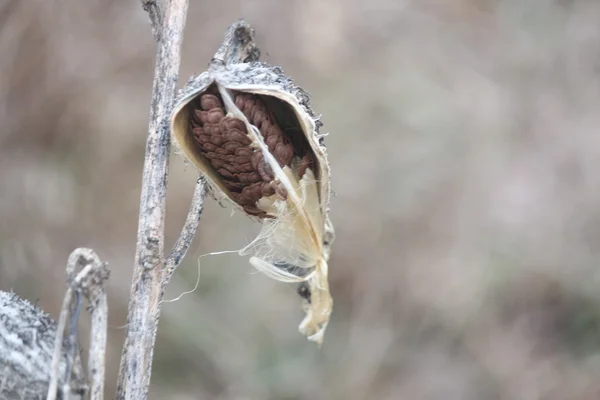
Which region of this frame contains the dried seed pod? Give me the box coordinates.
[171,26,335,345]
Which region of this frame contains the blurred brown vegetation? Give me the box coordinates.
[2,0,600,399]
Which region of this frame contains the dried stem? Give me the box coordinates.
[117,2,261,397]
[116,0,189,398]
[47,248,110,400]
[46,275,75,400]
[163,176,206,288]
[85,270,109,399]
[88,294,107,400]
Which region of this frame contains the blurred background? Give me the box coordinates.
[2,0,600,398]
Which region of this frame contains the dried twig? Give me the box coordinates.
[118,1,264,396]
[47,248,110,400]
[163,176,206,288]
[116,1,189,398]
[77,252,110,400]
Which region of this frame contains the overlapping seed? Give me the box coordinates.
[190,88,315,218]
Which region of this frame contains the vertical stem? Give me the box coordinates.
[116,1,188,398]
[88,293,107,400]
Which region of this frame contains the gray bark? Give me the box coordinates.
[116,4,262,398]
[115,1,190,398]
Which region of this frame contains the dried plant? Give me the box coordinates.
[116,1,192,398]
[0,291,86,400]
[0,1,335,398]
[171,23,335,344]
[0,248,109,400]
[47,248,110,400]
[118,3,337,396]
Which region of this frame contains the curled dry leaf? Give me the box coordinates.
[171,55,335,344]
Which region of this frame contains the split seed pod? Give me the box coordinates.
[170,25,335,344]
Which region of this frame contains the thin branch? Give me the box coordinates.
[46,275,75,400]
[88,293,108,400]
[47,248,109,400]
[116,0,189,398]
[118,4,261,397]
[163,176,206,288]
[84,266,109,400]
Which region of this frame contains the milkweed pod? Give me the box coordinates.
[171,61,335,344]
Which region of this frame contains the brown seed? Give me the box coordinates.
[204,151,216,160]
[193,109,205,124]
[257,159,274,182]
[235,154,251,164]
[209,125,221,136]
[222,141,242,153]
[217,168,235,180]
[234,94,250,113]
[235,147,253,157]
[238,172,261,184]
[201,110,213,124]
[252,110,265,129]
[274,143,294,166]
[210,159,224,169]
[200,93,223,110]
[196,134,211,145]
[226,180,248,189]
[202,142,217,152]
[210,134,223,146]
[190,89,315,220]
[274,181,288,200]
[207,108,224,124]
[242,205,268,218]
[261,182,276,197]
[238,162,254,172]
[266,134,279,149]
[297,153,314,178]
[240,183,263,204]
[223,155,236,164]
[221,117,247,133]
[251,151,262,170]
[222,129,251,145]
[229,191,240,202]
[219,163,238,175]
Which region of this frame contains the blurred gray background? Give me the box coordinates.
[2,0,600,399]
